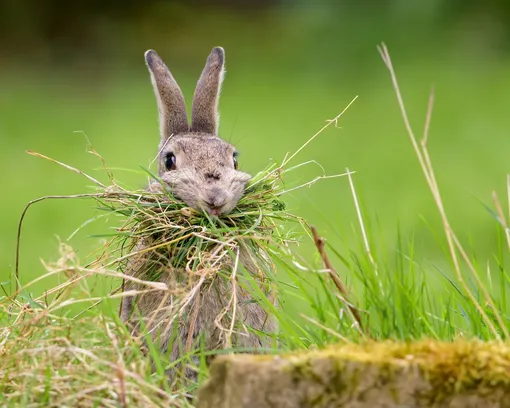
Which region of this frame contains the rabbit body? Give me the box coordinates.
[121,242,274,380]
[119,47,276,381]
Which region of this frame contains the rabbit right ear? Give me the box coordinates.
[145,50,189,140]
[190,47,225,135]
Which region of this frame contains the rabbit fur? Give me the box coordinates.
[119,47,276,382]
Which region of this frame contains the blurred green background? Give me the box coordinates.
[2,0,510,292]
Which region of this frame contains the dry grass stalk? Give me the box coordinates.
[310,226,365,335]
[378,43,508,339]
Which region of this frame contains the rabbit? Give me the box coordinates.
[119,47,277,383]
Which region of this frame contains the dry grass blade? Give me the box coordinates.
[346,168,379,281]
[378,42,506,339]
[279,95,358,169]
[493,191,510,253]
[310,226,365,336]
[26,150,106,188]
[15,194,106,295]
[299,314,351,342]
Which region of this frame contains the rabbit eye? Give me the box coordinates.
[165,153,176,171]
[233,152,238,170]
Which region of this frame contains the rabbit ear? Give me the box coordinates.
[145,50,189,140]
[190,47,225,134]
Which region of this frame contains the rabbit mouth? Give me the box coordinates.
[201,201,227,217]
[206,206,222,216]
[199,186,235,216]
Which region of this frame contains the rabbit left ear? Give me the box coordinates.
[145,50,189,140]
[190,47,225,135]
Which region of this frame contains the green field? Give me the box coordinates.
[4,43,510,293]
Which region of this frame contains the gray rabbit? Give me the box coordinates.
[119,47,276,382]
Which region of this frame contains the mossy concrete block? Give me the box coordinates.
[196,340,510,408]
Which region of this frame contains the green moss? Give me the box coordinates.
[257,339,510,405]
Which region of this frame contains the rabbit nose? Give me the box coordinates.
[205,188,228,208]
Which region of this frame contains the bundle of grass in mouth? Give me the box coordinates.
[101,167,285,279]
[98,165,286,297]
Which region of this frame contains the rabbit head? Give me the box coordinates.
[145,47,250,216]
